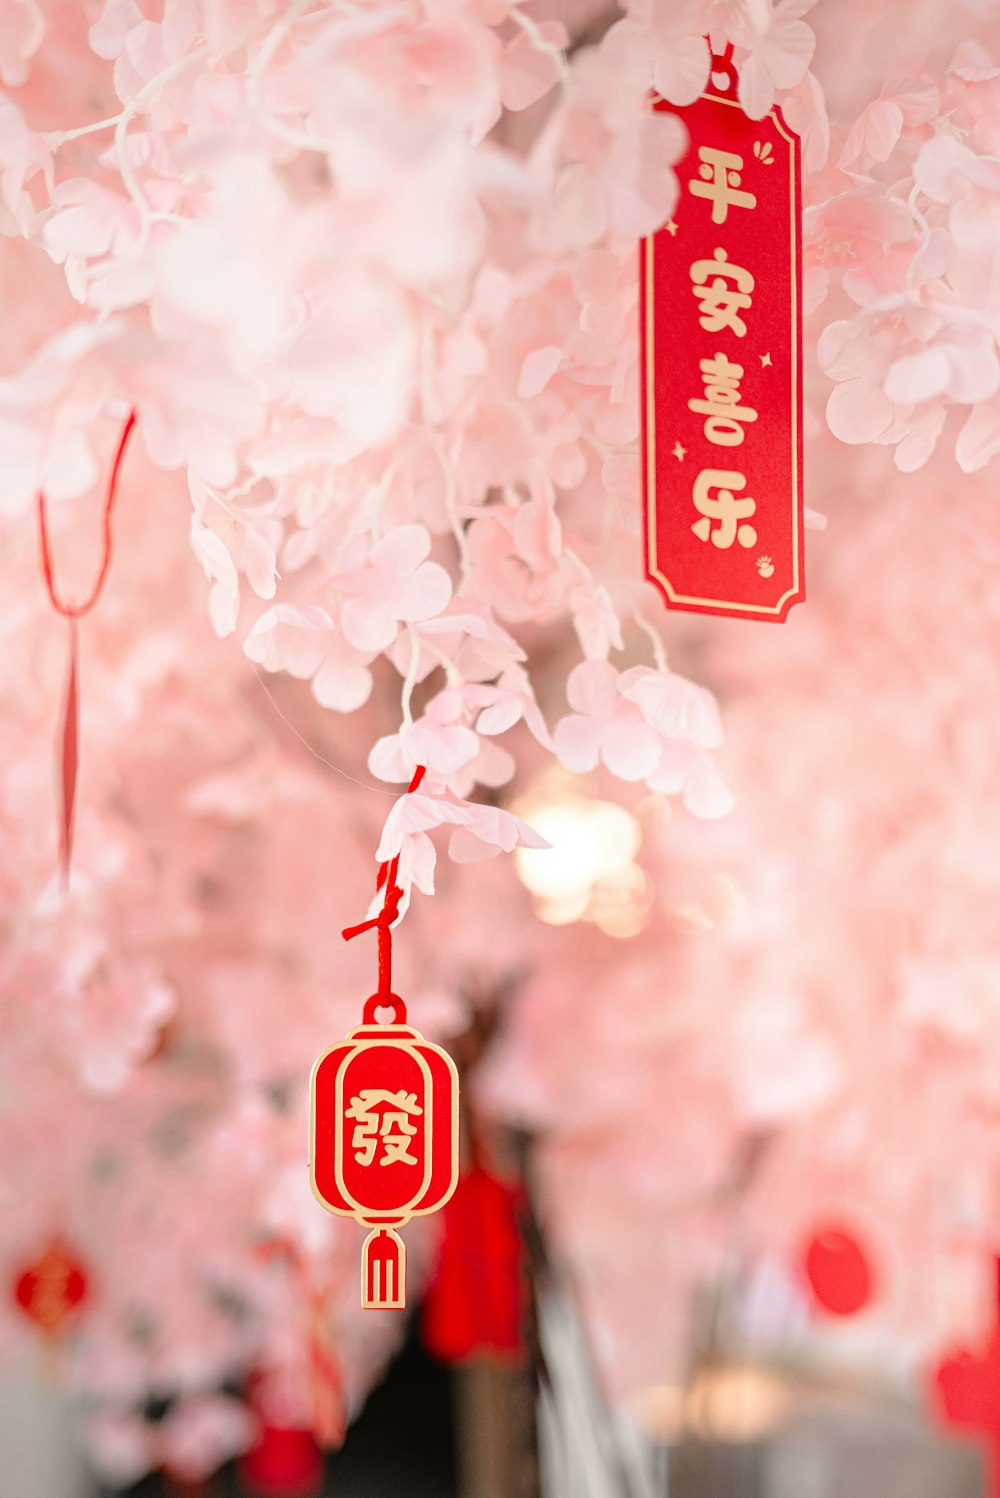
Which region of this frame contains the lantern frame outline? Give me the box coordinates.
[334,1040,433,1217]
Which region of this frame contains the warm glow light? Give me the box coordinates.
[513,784,649,934]
[632,1366,795,1445]
[686,1365,795,1443]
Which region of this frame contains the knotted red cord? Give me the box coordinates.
[36,410,138,883]
[342,765,426,1013]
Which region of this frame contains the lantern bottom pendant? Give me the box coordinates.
[363,1227,406,1309]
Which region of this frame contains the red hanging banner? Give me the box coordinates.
[640,49,804,621]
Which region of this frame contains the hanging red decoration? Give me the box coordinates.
[640,45,804,621]
[253,1239,346,1448]
[240,1426,324,1498]
[421,1165,525,1365]
[932,1257,1000,1498]
[310,768,460,1310]
[301,1279,345,1448]
[802,1225,874,1317]
[37,409,138,883]
[12,1237,90,1337]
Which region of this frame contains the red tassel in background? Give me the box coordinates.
[422,1166,525,1365]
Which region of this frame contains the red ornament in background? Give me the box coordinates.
[13,1237,89,1336]
[932,1256,1000,1498]
[802,1225,874,1316]
[240,1426,324,1498]
[640,45,804,621]
[310,768,460,1310]
[252,1241,346,1450]
[422,1166,525,1365]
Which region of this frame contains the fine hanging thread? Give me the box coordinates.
[342,765,427,1015]
[36,410,138,884]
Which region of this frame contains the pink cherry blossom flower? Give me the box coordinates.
[913,132,1000,205]
[448,801,549,862]
[52,943,175,1095]
[244,603,374,712]
[838,99,904,174]
[449,735,516,799]
[0,95,49,235]
[467,667,553,748]
[188,474,280,637]
[499,18,567,112]
[781,70,830,173]
[190,518,241,637]
[618,665,724,750]
[334,525,452,654]
[615,0,711,108]
[539,25,687,248]
[734,0,817,121]
[820,301,1000,471]
[646,741,736,818]
[553,660,661,781]
[0,0,43,87]
[369,690,480,784]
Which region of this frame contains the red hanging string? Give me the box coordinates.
[37,411,137,619]
[36,410,138,884]
[342,765,426,1012]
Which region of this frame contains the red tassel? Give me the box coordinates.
[422,1167,525,1364]
[240,1426,324,1498]
[58,620,79,889]
[930,1253,1000,1498]
[303,1288,345,1449]
[362,1228,405,1309]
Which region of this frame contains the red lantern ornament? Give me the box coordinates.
[640,44,804,621]
[310,767,459,1310]
[311,996,459,1310]
[802,1225,874,1317]
[13,1237,89,1336]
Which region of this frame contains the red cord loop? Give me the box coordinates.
[361,993,407,1026]
[342,766,427,1016]
[36,410,138,886]
[37,410,138,619]
[708,40,738,96]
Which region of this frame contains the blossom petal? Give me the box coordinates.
[565,658,618,717]
[395,560,453,624]
[553,713,602,773]
[956,397,1000,472]
[883,348,951,405]
[312,654,372,712]
[375,793,472,861]
[620,668,724,749]
[826,377,894,445]
[601,718,661,782]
